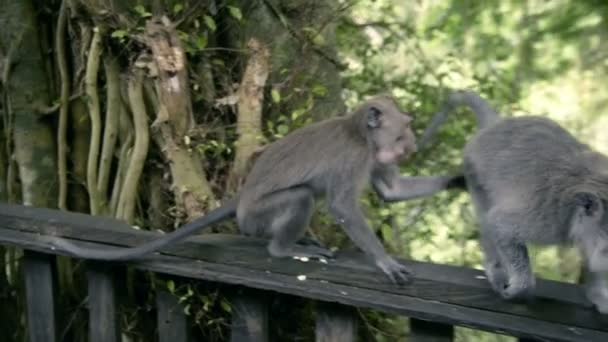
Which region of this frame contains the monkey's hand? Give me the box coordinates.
[376,256,413,285]
[446,175,467,190]
[500,275,535,301]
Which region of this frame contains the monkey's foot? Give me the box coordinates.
[484,264,508,294]
[500,276,535,301]
[376,256,413,285]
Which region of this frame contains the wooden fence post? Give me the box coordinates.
[157,290,189,342]
[23,251,57,342]
[409,318,454,342]
[230,288,269,342]
[315,302,357,342]
[87,262,120,342]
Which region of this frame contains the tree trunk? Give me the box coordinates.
[1,0,58,208]
[235,0,345,121]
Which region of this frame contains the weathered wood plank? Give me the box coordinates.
[157,290,189,342]
[1,205,608,342]
[3,229,605,342]
[23,251,57,342]
[409,318,454,342]
[87,263,119,342]
[230,288,268,342]
[0,204,586,303]
[5,223,600,333]
[315,302,357,342]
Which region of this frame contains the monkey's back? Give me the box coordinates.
[239,114,370,205]
[464,116,590,241]
[465,116,586,181]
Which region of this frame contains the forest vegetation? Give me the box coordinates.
[1,0,607,340]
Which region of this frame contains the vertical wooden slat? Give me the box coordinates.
[409,318,454,342]
[23,251,57,342]
[230,288,269,342]
[157,290,189,342]
[315,302,357,342]
[87,263,119,342]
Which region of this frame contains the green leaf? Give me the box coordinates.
[291,108,306,120]
[134,5,152,18]
[312,33,326,46]
[277,124,289,135]
[173,3,184,14]
[220,299,232,313]
[228,6,243,21]
[195,35,208,50]
[204,15,217,31]
[111,29,128,39]
[211,59,225,66]
[312,84,328,97]
[381,225,393,244]
[183,304,191,315]
[167,280,175,293]
[271,89,281,103]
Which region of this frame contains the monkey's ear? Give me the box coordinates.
[367,106,382,129]
[574,192,603,217]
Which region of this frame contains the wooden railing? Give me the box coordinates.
[0,203,607,342]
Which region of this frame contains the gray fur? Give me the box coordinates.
[53,95,459,285]
[425,91,608,313]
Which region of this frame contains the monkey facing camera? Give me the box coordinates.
[420,90,608,314]
[53,95,461,285]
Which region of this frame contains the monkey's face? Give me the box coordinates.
[366,102,417,165]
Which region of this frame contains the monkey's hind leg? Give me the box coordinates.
[485,211,535,301]
[243,188,334,259]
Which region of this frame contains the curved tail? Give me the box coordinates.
[418,90,501,150]
[53,199,238,261]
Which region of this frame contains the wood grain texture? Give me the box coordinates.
[315,302,356,342]
[87,263,119,342]
[23,251,57,342]
[230,288,268,342]
[157,291,189,342]
[2,204,608,342]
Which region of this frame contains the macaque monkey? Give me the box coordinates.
[54,95,460,284]
[420,90,608,313]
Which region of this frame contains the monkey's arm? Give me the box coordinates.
[372,166,465,203]
[327,187,411,284]
[52,199,238,261]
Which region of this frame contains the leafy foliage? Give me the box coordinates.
[2,0,608,340]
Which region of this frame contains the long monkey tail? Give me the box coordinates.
[53,199,238,261]
[417,90,501,151]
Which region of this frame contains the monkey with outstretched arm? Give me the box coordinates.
[418,90,608,313]
[53,95,461,284]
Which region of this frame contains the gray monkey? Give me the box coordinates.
[418,90,608,313]
[54,95,461,284]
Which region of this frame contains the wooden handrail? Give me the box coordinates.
[0,203,607,342]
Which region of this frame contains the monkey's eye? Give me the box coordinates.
[395,136,404,142]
